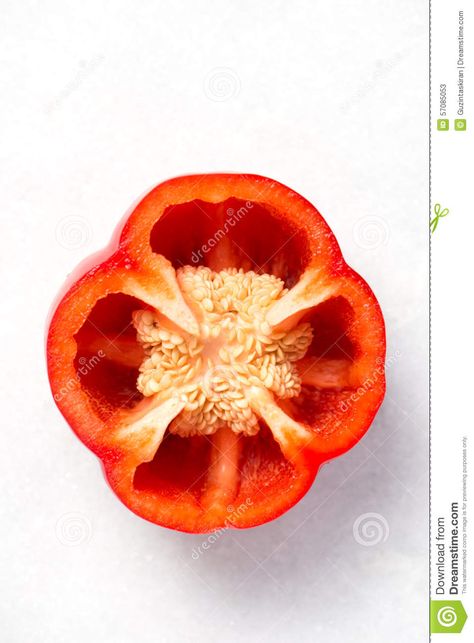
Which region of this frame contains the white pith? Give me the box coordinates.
[132,267,313,437]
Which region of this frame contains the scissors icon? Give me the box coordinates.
[430,203,449,233]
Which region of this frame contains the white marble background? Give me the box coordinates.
[0,1,429,641]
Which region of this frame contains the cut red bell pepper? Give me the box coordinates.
[47,174,385,532]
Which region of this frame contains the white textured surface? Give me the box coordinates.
[0,1,428,641]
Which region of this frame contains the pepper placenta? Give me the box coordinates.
[47,174,385,532]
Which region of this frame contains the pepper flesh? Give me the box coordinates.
[47,174,386,532]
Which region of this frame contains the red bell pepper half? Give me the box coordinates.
[47,174,385,533]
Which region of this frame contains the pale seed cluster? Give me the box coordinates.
[132,267,312,436]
